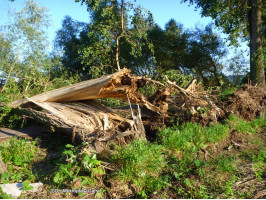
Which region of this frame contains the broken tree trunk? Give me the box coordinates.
[9,69,165,152]
[9,69,159,112]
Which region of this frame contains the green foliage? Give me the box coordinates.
[182,0,265,87]
[22,180,34,191]
[218,87,237,100]
[0,0,81,104]
[54,16,90,79]
[160,69,194,88]
[148,20,229,87]
[0,137,40,183]
[182,0,250,45]
[0,115,265,198]
[0,137,38,167]
[138,69,194,97]
[98,98,127,108]
[226,50,249,85]
[225,115,265,134]
[0,187,12,199]
[0,107,25,129]
[160,122,229,152]
[76,0,155,76]
[215,155,237,173]
[110,139,169,197]
[0,0,51,93]
[53,143,105,188]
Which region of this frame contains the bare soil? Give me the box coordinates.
[223,85,266,121]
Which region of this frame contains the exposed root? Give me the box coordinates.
[201,148,214,161]
[231,140,246,148]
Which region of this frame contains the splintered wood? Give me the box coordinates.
[9,69,161,152]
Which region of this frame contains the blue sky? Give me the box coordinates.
[0,0,249,68]
[0,0,214,45]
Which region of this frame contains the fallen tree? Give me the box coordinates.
[6,68,265,153]
[8,69,168,152]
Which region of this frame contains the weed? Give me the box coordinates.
[0,107,25,129]
[0,137,41,183]
[250,148,266,181]
[0,187,12,199]
[22,180,34,191]
[0,172,11,184]
[0,137,38,167]
[215,155,237,172]
[52,143,105,188]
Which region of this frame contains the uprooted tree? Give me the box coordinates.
[7,68,265,154]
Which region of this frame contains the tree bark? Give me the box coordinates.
[115,36,121,71]
[0,153,8,174]
[250,0,265,87]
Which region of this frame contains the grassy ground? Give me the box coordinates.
[0,114,265,199]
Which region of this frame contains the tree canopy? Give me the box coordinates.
[75,0,154,77]
[0,0,51,93]
[181,0,265,87]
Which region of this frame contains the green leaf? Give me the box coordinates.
[53,173,61,183]
[22,180,34,191]
[65,144,74,148]
[1,172,10,179]
[96,166,105,175]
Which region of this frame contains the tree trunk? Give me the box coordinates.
[115,37,121,71]
[250,0,265,87]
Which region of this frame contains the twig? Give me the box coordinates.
[231,140,245,148]
[165,75,193,99]
[144,77,165,87]
[201,148,214,161]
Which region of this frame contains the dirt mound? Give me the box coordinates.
[168,94,225,126]
[223,85,266,121]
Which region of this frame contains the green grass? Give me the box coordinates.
[218,87,237,100]
[110,139,169,198]
[159,122,229,152]
[0,114,265,198]
[225,114,266,134]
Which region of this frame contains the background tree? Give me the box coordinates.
[75,0,154,77]
[0,0,51,94]
[54,15,90,79]
[181,0,265,87]
[227,50,249,85]
[185,24,228,86]
[145,19,189,79]
[148,20,228,86]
